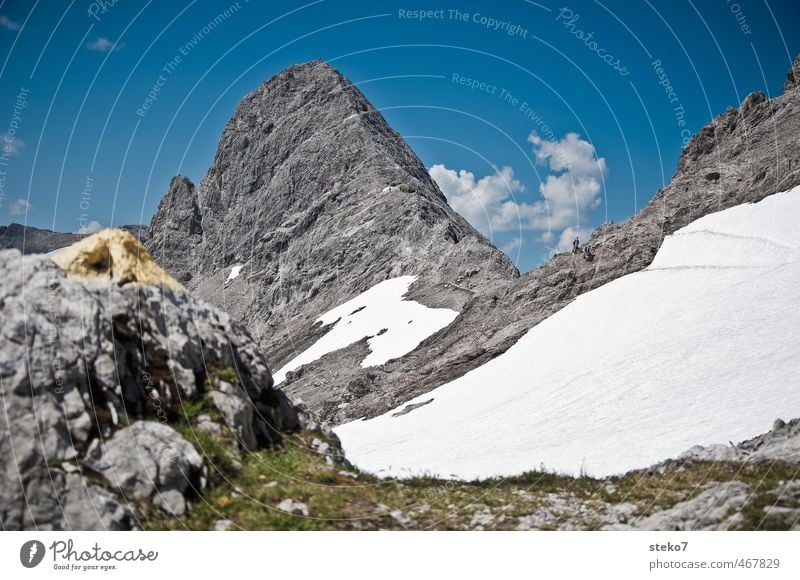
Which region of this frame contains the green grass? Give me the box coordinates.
[211,367,239,384]
[141,430,800,531]
[180,393,218,422]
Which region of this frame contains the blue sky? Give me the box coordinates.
[1,0,798,271]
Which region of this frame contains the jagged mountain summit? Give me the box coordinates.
[147,60,517,369]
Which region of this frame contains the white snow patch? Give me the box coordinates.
[335,185,800,479]
[273,276,458,384]
[225,265,244,284]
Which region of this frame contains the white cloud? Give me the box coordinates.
[431,132,607,259]
[9,198,33,216]
[0,15,20,31]
[430,164,538,236]
[86,37,123,52]
[77,220,103,234]
[2,133,24,156]
[528,131,607,234]
[529,131,607,176]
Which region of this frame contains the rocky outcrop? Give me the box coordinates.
[0,231,322,530]
[679,418,800,465]
[282,56,800,423]
[51,228,183,291]
[628,482,751,531]
[146,60,517,370]
[84,422,204,517]
[144,56,800,434]
[146,176,202,284]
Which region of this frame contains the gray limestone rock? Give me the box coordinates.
[84,421,205,517]
[630,482,751,531]
[784,53,800,93]
[209,379,257,450]
[277,498,309,517]
[677,418,800,465]
[0,249,318,529]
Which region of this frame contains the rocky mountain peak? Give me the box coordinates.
[147,61,517,366]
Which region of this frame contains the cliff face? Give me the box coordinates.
[146,60,517,367]
[282,57,800,423]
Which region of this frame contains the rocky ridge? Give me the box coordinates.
[0,223,81,254]
[0,223,149,254]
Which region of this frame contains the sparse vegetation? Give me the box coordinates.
[212,367,240,384]
[142,431,800,531]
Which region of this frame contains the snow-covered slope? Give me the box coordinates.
[273,276,458,384]
[335,186,800,479]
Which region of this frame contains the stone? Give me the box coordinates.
[209,380,257,450]
[214,519,234,531]
[771,480,800,502]
[311,438,330,455]
[469,509,494,529]
[13,470,137,531]
[631,482,751,530]
[389,509,412,526]
[51,228,182,291]
[277,499,309,517]
[85,421,204,517]
[784,53,800,92]
[196,414,223,437]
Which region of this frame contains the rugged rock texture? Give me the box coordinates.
[52,229,183,291]
[784,53,800,93]
[627,482,752,531]
[146,60,517,370]
[679,418,800,465]
[282,56,800,423]
[84,422,205,517]
[145,57,800,429]
[0,233,325,530]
